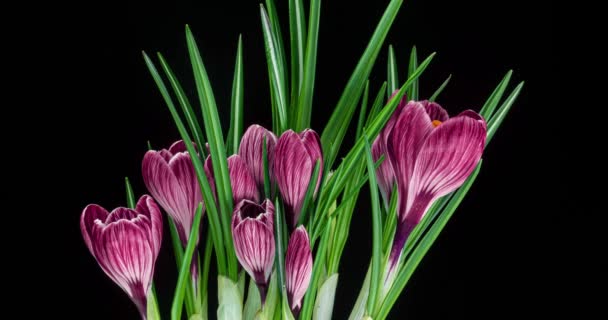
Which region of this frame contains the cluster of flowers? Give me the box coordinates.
[80,93,486,318]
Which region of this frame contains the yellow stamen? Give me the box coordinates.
[432,120,442,128]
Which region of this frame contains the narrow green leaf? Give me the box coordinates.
[147,140,153,151]
[168,220,194,316]
[260,5,289,132]
[263,137,272,198]
[228,35,244,155]
[387,45,398,97]
[365,82,388,127]
[375,163,482,319]
[298,160,321,227]
[200,231,213,318]
[363,135,383,314]
[125,177,136,209]
[429,74,452,102]
[487,82,524,143]
[185,26,238,279]
[356,81,370,139]
[479,70,513,119]
[288,0,307,108]
[321,0,405,170]
[407,46,418,100]
[172,204,204,320]
[143,51,227,276]
[274,198,287,293]
[265,0,289,102]
[294,0,321,131]
[157,53,206,151]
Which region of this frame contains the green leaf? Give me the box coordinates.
[365,82,388,127]
[157,53,206,152]
[263,137,272,198]
[288,0,307,111]
[363,135,383,314]
[125,177,136,209]
[487,82,524,143]
[243,278,261,320]
[313,273,339,320]
[321,0,405,170]
[429,74,452,102]
[147,290,161,320]
[298,159,321,227]
[172,203,204,320]
[262,272,279,319]
[265,0,289,99]
[200,231,214,319]
[479,70,513,119]
[228,35,244,155]
[406,46,418,100]
[387,45,398,97]
[382,187,399,251]
[274,198,287,293]
[260,5,289,132]
[356,81,370,139]
[185,26,238,279]
[217,275,244,320]
[347,268,370,320]
[294,0,321,131]
[143,51,227,277]
[375,162,482,319]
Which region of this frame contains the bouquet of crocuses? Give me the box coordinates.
[79,0,523,319]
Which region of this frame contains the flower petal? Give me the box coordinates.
[300,129,323,195]
[239,125,277,191]
[232,218,275,285]
[406,110,486,220]
[80,204,109,254]
[274,130,314,228]
[421,100,449,122]
[387,101,434,219]
[92,219,154,317]
[285,226,313,313]
[135,195,164,257]
[228,155,260,205]
[142,151,190,244]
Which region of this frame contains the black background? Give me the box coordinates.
[50,0,559,318]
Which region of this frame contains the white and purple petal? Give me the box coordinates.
[285,226,313,316]
[239,124,277,191]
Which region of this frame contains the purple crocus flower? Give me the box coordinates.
[285,226,313,318]
[239,124,278,192]
[273,129,323,228]
[80,195,162,319]
[205,154,260,205]
[385,100,486,270]
[142,140,202,246]
[231,199,275,302]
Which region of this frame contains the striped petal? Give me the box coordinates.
[228,155,260,204]
[274,129,323,228]
[387,101,434,220]
[406,110,486,217]
[421,100,449,122]
[285,226,313,316]
[239,124,277,192]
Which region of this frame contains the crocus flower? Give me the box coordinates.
[80,195,162,319]
[285,226,313,318]
[205,154,260,205]
[239,124,278,192]
[231,199,275,302]
[386,100,486,269]
[142,140,202,246]
[273,129,323,228]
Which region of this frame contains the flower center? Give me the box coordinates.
[432,120,442,128]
